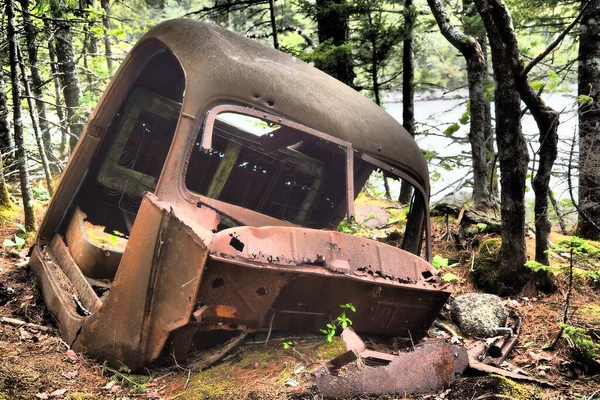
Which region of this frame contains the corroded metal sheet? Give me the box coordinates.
[316,343,469,397]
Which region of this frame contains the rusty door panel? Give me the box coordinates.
[73,194,209,368]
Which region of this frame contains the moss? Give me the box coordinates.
[471,238,530,295]
[312,337,347,359]
[471,238,502,293]
[581,304,600,324]
[0,205,19,225]
[491,374,534,399]
[181,338,347,399]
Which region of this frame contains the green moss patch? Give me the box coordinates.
[180,338,346,400]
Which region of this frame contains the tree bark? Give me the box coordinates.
[6,0,36,231]
[577,0,600,240]
[17,46,54,196]
[0,59,14,209]
[474,0,529,293]
[0,50,14,151]
[485,0,560,265]
[399,0,416,204]
[46,24,71,160]
[100,0,113,71]
[52,14,85,152]
[20,0,59,171]
[315,0,355,86]
[427,0,490,211]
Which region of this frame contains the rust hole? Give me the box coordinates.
[229,236,245,252]
[256,287,267,296]
[422,271,433,279]
[212,278,225,288]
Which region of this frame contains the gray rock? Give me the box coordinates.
[450,293,507,338]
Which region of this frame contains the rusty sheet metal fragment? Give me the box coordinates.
[316,343,469,397]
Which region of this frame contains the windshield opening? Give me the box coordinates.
[186,111,368,228]
[184,107,429,258]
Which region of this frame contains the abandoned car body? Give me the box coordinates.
[29,19,450,369]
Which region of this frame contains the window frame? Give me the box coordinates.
[180,104,431,260]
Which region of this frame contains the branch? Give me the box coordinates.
[522,0,592,77]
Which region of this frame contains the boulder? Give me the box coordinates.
[451,293,507,338]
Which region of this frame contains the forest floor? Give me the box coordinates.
[0,193,599,400]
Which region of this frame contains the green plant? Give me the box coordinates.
[432,255,460,282]
[559,323,600,358]
[102,364,150,393]
[320,303,356,342]
[282,341,293,349]
[3,234,25,251]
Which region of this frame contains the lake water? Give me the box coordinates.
[383,92,578,203]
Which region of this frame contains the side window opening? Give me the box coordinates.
[66,50,184,241]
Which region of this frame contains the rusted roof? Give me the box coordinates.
[139,19,430,194]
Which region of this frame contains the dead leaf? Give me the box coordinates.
[103,380,117,390]
[110,384,122,393]
[35,393,49,399]
[49,388,68,397]
[19,327,34,341]
[146,391,161,398]
[62,370,78,380]
[65,349,78,363]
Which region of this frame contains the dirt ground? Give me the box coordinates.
[0,197,599,400]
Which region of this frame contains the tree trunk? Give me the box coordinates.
[6,0,36,231]
[426,0,490,211]
[399,0,416,204]
[46,21,71,159]
[17,46,54,196]
[485,0,560,265]
[0,51,14,151]
[577,0,600,240]
[315,0,355,86]
[20,0,59,171]
[100,0,113,71]
[267,0,279,49]
[474,0,529,293]
[0,60,14,209]
[52,16,85,152]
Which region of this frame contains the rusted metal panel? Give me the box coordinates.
[316,343,470,397]
[72,194,210,368]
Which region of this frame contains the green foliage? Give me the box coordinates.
[432,254,458,269]
[560,324,600,358]
[441,272,459,282]
[3,234,25,251]
[282,341,293,349]
[477,223,488,232]
[103,364,150,393]
[320,303,356,342]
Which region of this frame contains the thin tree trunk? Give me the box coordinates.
[20,0,59,171]
[577,0,600,240]
[267,0,278,49]
[6,0,36,231]
[0,59,14,209]
[549,191,568,235]
[17,46,54,197]
[52,15,85,152]
[485,0,560,265]
[427,0,490,211]
[475,0,529,293]
[100,0,113,71]
[315,0,355,86]
[0,51,14,151]
[46,21,71,159]
[399,0,415,204]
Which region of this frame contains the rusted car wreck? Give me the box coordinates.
[29,19,450,370]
